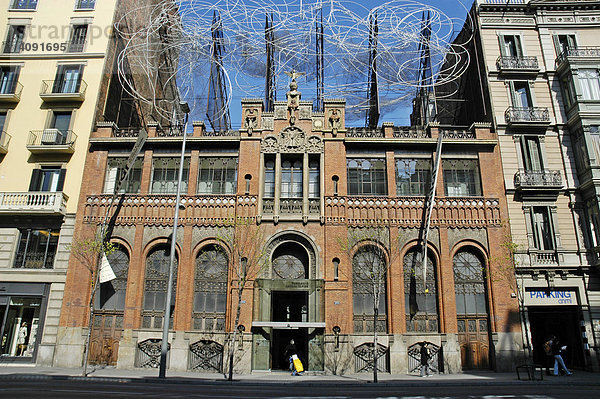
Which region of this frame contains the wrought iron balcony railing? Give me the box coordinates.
[505,106,550,124]
[556,46,600,66]
[27,130,77,153]
[0,81,23,102]
[66,40,86,53]
[0,191,68,215]
[496,56,539,71]
[2,40,22,54]
[40,79,87,101]
[514,170,562,189]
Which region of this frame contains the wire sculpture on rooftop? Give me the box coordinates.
[114,0,473,128]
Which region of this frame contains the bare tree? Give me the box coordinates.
[68,236,115,377]
[338,224,399,383]
[216,217,269,381]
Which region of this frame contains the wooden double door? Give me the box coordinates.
[457,316,490,370]
[88,312,123,366]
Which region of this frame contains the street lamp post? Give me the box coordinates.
[159,101,190,378]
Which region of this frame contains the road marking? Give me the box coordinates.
[51,389,145,395]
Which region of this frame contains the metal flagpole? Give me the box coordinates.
[420,133,443,314]
[159,102,190,378]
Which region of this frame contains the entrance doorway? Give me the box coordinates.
[528,306,585,369]
[271,329,308,370]
[271,291,308,370]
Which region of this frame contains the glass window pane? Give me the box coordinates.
[347,158,387,195]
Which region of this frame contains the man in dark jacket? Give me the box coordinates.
[420,342,431,377]
[551,336,572,376]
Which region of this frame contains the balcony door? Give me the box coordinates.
[0,66,19,94]
[52,65,83,93]
[521,136,544,172]
[511,82,532,108]
[501,35,523,58]
[29,167,65,192]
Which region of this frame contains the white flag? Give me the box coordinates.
[99,253,116,283]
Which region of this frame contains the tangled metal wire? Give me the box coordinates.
[115,0,473,126]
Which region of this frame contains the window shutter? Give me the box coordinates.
[53,65,64,93]
[29,169,42,191]
[552,35,562,57]
[57,169,66,191]
[498,35,507,56]
[75,65,84,91]
[515,35,523,57]
[509,81,517,106]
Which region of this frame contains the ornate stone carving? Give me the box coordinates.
[299,106,311,120]
[261,136,279,153]
[306,136,323,153]
[281,127,305,150]
[285,70,305,125]
[313,117,324,131]
[328,109,342,136]
[275,105,287,120]
[244,108,258,135]
[262,116,274,130]
[261,127,323,154]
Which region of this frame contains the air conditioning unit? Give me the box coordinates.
[41,129,64,145]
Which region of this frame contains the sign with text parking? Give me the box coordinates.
[524,289,578,306]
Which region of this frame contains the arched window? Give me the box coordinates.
[97,243,129,311]
[403,248,439,332]
[142,244,178,329]
[272,242,308,279]
[194,245,228,331]
[352,246,387,333]
[453,250,488,317]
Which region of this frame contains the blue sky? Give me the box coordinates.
[179,0,472,129]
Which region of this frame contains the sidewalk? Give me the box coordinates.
[0,363,598,387]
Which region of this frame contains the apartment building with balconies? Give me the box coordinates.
[0,0,122,366]
[438,0,600,372]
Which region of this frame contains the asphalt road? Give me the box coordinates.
[0,380,597,399]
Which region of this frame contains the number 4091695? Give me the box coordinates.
[20,42,67,52]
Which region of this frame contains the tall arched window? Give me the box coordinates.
[352,246,387,333]
[403,248,439,332]
[142,244,178,329]
[97,243,129,311]
[194,245,228,331]
[453,249,490,369]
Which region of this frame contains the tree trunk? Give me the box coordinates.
[227,281,244,381]
[373,306,378,383]
[82,270,99,377]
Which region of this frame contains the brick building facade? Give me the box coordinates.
[58,73,522,373]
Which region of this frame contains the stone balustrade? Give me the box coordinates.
[324,196,501,227]
[83,194,258,226]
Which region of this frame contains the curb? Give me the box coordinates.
[0,373,598,388]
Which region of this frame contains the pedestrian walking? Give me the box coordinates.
[543,335,554,375]
[420,342,431,377]
[551,336,572,376]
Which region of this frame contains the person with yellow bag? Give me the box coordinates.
[284,339,304,376]
[291,354,304,376]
